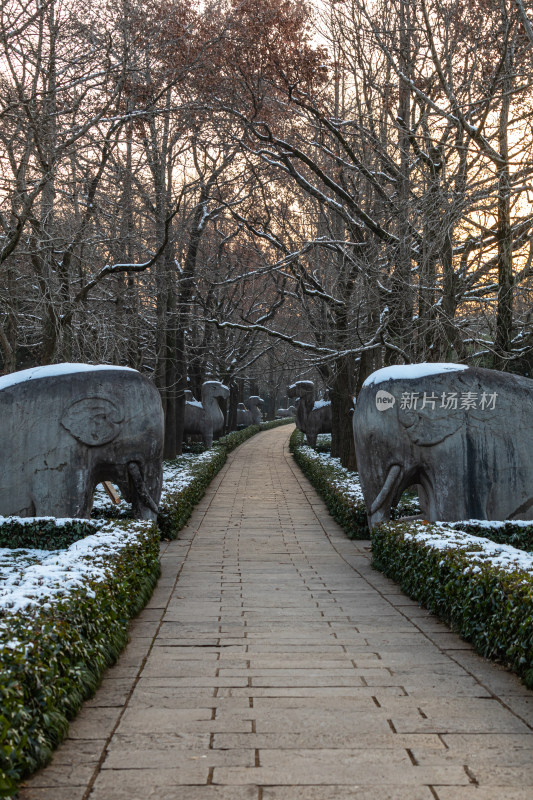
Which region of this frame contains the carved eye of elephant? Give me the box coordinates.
[61,397,124,446]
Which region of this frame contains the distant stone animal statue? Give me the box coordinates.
[0,364,164,520]
[206,381,229,438]
[183,380,229,448]
[236,402,252,428]
[276,405,297,418]
[354,363,533,529]
[287,381,332,448]
[183,393,211,448]
[246,395,264,425]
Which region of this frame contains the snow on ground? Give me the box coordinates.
[0,363,136,392]
[161,450,217,500]
[363,363,468,387]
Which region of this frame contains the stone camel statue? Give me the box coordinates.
[205,381,229,438]
[246,395,264,425]
[236,402,253,428]
[287,380,332,448]
[183,381,229,448]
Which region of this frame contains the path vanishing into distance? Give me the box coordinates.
[20,426,533,800]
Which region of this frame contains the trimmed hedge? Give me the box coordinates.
[0,518,98,550]
[450,521,533,553]
[0,520,160,797]
[219,416,295,448]
[289,429,419,538]
[371,521,533,688]
[157,449,227,539]
[291,443,368,538]
[259,417,297,431]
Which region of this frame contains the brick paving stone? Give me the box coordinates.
[212,753,470,785]
[18,789,88,800]
[90,775,258,800]
[102,741,255,770]
[261,789,434,800]
[19,425,533,799]
[435,790,533,800]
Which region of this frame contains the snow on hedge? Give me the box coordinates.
[401,521,533,576]
[296,445,365,502]
[0,519,153,615]
[450,519,533,530]
[161,451,219,499]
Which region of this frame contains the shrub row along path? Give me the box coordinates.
[20,426,533,800]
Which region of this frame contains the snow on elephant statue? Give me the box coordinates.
[353,363,533,529]
[0,364,164,520]
[287,380,331,448]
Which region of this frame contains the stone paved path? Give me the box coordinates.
[19,426,533,800]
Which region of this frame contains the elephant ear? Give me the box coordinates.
[398,405,464,446]
[61,397,124,446]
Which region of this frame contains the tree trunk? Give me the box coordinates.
[389,0,413,358]
[494,56,513,369]
[330,354,356,471]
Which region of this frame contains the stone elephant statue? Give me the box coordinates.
[0,364,164,520]
[353,363,533,529]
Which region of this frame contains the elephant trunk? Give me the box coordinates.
[127,461,159,518]
[368,464,402,530]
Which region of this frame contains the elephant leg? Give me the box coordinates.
[416,479,431,519]
[368,464,402,529]
[306,433,317,448]
[32,473,91,518]
[127,462,158,520]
